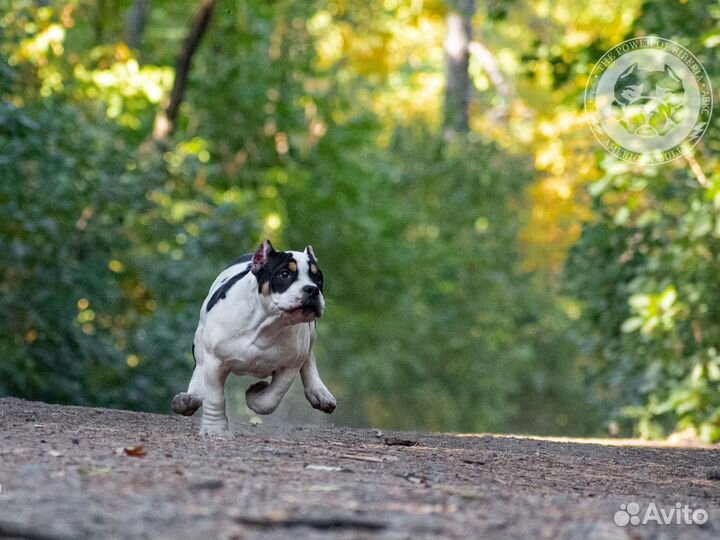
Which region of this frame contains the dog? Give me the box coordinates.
[612,63,686,136]
[172,240,336,436]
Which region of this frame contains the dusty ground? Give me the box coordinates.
[0,397,719,540]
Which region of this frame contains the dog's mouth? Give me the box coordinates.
[284,303,323,319]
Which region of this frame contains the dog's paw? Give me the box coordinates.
[305,386,336,414]
[172,392,203,416]
[198,422,232,437]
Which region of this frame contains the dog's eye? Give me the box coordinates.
[279,270,292,279]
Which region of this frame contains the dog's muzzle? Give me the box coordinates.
[301,285,323,318]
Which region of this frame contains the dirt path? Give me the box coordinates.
[0,397,719,540]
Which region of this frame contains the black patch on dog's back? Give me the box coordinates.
[255,251,298,294]
[206,267,251,312]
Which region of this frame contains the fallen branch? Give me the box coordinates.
[0,521,75,540]
[338,453,393,463]
[236,515,387,531]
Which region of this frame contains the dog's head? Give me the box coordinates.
[612,63,686,136]
[250,240,325,324]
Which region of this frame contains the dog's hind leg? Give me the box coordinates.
[245,368,297,415]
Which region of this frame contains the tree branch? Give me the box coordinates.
[468,40,514,121]
[126,0,151,51]
[152,0,215,142]
[685,152,708,188]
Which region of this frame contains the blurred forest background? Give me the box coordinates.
[1,0,720,441]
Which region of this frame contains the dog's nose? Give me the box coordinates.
[302,285,320,298]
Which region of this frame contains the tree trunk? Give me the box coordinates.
[443,0,476,138]
[93,0,106,44]
[126,0,151,51]
[152,0,216,142]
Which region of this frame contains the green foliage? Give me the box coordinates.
[0,93,160,407]
[0,4,262,409]
[565,0,720,441]
[283,128,598,433]
[567,165,720,441]
[2,0,661,438]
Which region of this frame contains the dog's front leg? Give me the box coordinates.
[245,368,296,415]
[300,353,336,413]
[199,354,231,437]
[172,363,204,416]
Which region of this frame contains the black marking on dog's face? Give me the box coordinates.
[254,250,298,295]
[308,263,323,293]
[206,267,251,312]
[305,246,324,293]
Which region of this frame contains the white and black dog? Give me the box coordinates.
[172,240,336,436]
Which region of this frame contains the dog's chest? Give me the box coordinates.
[221,324,314,377]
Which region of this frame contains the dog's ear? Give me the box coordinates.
[664,64,680,81]
[304,245,317,263]
[252,239,275,274]
[619,62,638,79]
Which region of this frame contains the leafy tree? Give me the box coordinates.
[1,0,601,436]
[565,0,720,441]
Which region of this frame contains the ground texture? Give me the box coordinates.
[0,397,719,540]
